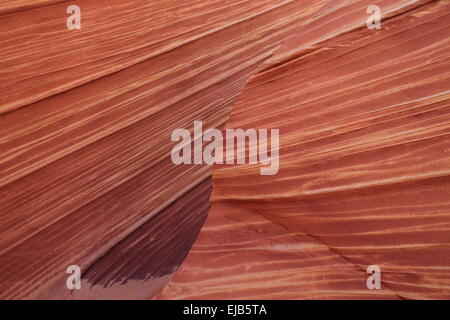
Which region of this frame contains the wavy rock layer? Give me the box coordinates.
[160,0,450,299]
[0,0,327,299]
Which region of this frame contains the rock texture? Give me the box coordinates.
[0,0,326,299]
[1,0,449,300]
[159,0,450,300]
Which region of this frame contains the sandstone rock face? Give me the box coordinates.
[0,0,326,299]
[159,0,450,300]
[1,0,449,300]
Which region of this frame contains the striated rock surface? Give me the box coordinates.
[1,0,449,300]
[0,0,327,299]
[159,0,450,299]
